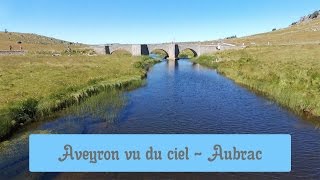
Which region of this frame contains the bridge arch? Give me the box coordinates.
[150,49,169,58]
[178,48,198,58]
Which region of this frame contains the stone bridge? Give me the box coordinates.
[92,42,240,60]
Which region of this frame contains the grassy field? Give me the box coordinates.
[0,53,158,140]
[193,44,320,117]
[0,31,159,140]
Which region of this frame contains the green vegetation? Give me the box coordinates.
[178,49,196,59]
[134,56,161,69]
[0,31,159,140]
[64,89,128,124]
[9,98,39,124]
[0,53,158,140]
[194,17,320,118]
[193,44,320,117]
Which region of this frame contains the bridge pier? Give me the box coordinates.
[132,44,150,56]
[105,46,110,54]
[132,45,141,56]
[168,44,179,60]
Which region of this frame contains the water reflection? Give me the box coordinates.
[167,60,178,74]
[192,62,202,72]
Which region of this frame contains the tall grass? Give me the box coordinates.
[134,56,161,70]
[193,45,320,118]
[9,98,38,124]
[63,89,128,125]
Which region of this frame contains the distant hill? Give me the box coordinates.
[0,31,84,52]
[222,17,320,46]
[199,11,320,46]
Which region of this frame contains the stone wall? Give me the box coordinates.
[0,51,26,56]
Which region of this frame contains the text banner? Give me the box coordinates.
[29,134,291,172]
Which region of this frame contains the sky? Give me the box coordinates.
[1,0,319,44]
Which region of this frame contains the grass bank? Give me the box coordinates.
[0,54,159,140]
[193,44,320,118]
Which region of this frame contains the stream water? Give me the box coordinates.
[0,59,320,179]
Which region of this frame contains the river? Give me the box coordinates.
[0,59,320,179]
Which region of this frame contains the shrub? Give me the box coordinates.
[272,28,277,31]
[225,35,237,39]
[9,98,39,124]
[309,10,319,19]
[291,22,297,26]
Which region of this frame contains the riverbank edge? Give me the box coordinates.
[191,56,320,120]
[0,57,160,142]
